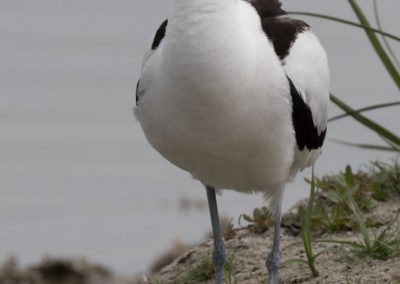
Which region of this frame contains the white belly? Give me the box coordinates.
[137,65,295,194]
[136,1,296,194]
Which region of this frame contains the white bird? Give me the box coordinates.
[135,0,329,283]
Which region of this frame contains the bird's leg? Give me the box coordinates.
[266,210,282,284]
[206,185,226,284]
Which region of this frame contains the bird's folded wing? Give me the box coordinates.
[136,19,168,106]
[250,2,330,171]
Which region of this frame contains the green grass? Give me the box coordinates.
[298,167,320,277]
[347,0,400,91]
[331,166,374,253]
[393,275,400,284]
[366,216,400,260]
[240,160,400,237]
[316,184,400,262]
[283,160,400,277]
[330,95,400,152]
[180,253,236,284]
[281,168,324,277]
[284,0,400,278]
[180,257,214,283]
[223,253,236,284]
[316,165,400,260]
[239,206,274,234]
[366,160,400,200]
[282,160,400,236]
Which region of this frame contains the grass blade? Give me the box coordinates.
[313,250,330,260]
[300,167,319,277]
[329,138,399,153]
[386,140,400,152]
[280,259,309,267]
[283,241,304,250]
[315,239,365,249]
[288,11,400,41]
[334,183,372,252]
[373,0,400,70]
[331,95,400,147]
[329,101,400,122]
[347,0,400,90]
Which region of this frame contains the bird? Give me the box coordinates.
[134,0,329,283]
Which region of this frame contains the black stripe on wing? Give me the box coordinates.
[136,20,168,106]
[288,77,327,151]
[261,18,309,60]
[136,80,140,106]
[151,19,168,50]
[247,0,309,60]
[246,0,286,18]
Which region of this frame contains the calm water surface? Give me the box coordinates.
[0,0,399,275]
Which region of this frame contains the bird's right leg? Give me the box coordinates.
[206,185,226,284]
[266,209,282,284]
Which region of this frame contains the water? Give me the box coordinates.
[0,0,399,275]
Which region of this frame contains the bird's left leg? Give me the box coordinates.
[205,185,226,284]
[266,209,282,284]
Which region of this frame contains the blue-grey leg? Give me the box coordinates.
[206,185,226,284]
[267,210,282,284]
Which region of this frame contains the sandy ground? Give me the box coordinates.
[137,233,400,283]
[135,197,400,284]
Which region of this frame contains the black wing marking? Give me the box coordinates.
[260,18,309,60]
[151,19,168,50]
[137,20,168,105]
[246,0,286,18]
[136,80,140,106]
[247,0,309,60]
[247,1,326,150]
[288,77,326,151]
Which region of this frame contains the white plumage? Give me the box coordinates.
[136,0,328,201]
[135,0,329,282]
